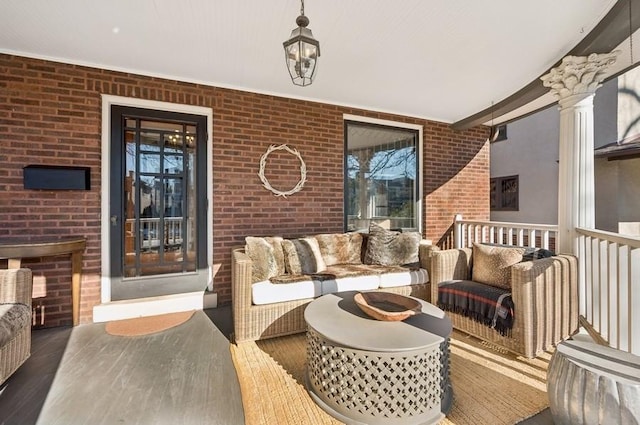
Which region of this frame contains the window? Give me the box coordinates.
[490,175,519,211]
[491,124,508,142]
[345,120,419,232]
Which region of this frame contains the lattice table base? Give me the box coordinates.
[306,328,452,425]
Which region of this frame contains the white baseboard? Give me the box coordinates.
[203,291,218,309]
[93,291,216,323]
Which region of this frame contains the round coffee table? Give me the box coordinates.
[304,291,453,425]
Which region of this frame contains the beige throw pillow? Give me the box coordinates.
[282,237,327,275]
[472,243,526,289]
[245,236,285,283]
[314,232,363,266]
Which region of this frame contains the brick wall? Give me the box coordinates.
[0,54,489,327]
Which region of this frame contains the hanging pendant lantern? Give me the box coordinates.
[283,0,320,87]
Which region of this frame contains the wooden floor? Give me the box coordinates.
[0,307,244,425]
[0,305,555,425]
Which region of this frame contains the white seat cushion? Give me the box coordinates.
[252,280,322,305]
[321,275,380,295]
[378,268,429,288]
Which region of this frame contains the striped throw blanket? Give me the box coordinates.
[437,280,514,336]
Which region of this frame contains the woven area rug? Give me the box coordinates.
[231,331,551,425]
[105,310,195,337]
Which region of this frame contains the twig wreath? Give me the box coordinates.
[258,144,307,197]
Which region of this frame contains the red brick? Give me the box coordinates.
[0,53,489,327]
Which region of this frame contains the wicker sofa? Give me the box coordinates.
[430,245,578,358]
[231,227,436,343]
[0,268,33,385]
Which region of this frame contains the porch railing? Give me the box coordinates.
[453,215,557,251]
[452,216,640,356]
[576,227,640,355]
[129,217,184,250]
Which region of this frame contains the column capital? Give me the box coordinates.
[541,51,620,100]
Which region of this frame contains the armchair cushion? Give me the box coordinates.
[480,242,555,262]
[0,303,31,347]
[472,243,525,289]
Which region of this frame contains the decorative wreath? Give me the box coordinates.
[258,144,307,197]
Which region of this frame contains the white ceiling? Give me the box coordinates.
[0,0,628,125]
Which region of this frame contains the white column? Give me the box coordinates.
[541,52,619,254]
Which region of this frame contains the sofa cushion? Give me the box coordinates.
[252,280,322,305]
[282,238,327,275]
[378,268,429,288]
[245,236,285,283]
[0,303,31,347]
[269,274,314,284]
[320,274,380,295]
[364,222,420,266]
[315,233,363,266]
[472,243,526,289]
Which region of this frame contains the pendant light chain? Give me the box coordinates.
[301,0,305,16]
[630,0,634,65]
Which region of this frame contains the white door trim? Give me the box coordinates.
[97,95,214,320]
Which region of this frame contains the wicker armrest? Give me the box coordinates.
[510,254,579,357]
[418,241,439,276]
[231,247,253,339]
[0,269,33,306]
[430,248,472,302]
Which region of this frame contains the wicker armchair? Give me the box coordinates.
[430,248,578,358]
[0,268,33,385]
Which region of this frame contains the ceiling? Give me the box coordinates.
[1,0,636,127]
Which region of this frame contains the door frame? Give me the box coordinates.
[100,95,214,305]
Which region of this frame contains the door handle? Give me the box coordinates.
[111,215,118,226]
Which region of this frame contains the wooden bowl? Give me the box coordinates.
[353,292,422,321]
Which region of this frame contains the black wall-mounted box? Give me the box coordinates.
[23,165,91,190]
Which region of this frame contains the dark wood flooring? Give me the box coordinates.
[0,305,554,425]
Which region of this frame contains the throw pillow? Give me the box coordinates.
[314,232,363,266]
[245,236,285,283]
[364,222,421,266]
[472,243,526,289]
[480,243,554,262]
[281,237,327,275]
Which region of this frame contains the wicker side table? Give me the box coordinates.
[304,291,453,425]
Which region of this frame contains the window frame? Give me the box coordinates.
[490,124,508,143]
[343,116,423,233]
[490,175,519,211]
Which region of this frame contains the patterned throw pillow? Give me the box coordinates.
[480,243,554,261]
[471,243,526,289]
[281,237,327,275]
[364,222,420,266]
[314,232,363,266]
[245,236,285,283]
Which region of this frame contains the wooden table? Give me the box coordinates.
[0,237,86,326]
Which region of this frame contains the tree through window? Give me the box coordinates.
[345,121,419,232]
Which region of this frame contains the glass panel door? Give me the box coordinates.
[111,106,207,300]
